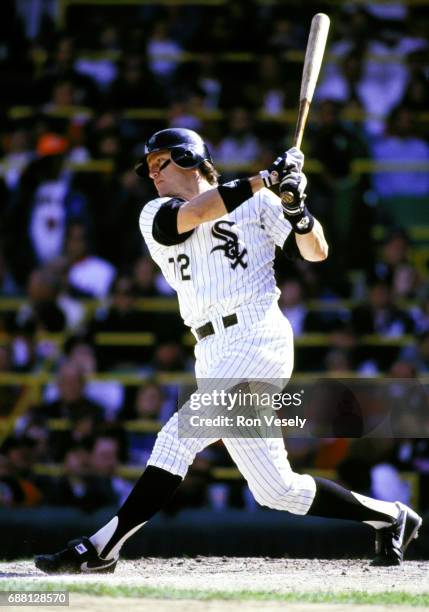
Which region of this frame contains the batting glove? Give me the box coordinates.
[280,170,314,234]
[259,147,304,189]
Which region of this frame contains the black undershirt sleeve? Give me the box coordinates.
[282,232,304,261]
[152,198,195,246]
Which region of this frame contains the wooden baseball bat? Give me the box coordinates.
[282,13,330,204]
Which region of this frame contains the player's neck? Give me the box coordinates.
[175,175,213,201]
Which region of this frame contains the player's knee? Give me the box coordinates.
[249,473,315,514]
[147,420,197,478]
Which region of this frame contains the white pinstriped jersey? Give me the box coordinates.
[139,187,292,329]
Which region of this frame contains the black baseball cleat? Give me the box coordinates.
[372,502,422,566]
[34,537,118,574]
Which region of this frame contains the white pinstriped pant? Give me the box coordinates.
[147,299,316,515]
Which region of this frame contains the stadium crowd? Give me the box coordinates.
[0,0,428,515]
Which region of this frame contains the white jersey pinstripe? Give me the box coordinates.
[139,187,293,329]
[139,187,317,514]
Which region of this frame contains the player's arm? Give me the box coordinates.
[177,176,264,233]
[294,218,328,262]
[279,159,328,262]
[176,150,299,233]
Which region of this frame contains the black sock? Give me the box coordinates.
[90,466,182,559]
[307,477,398,526]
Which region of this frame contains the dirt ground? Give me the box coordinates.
[2,558,429,612]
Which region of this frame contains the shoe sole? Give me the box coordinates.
[34,556,117,575]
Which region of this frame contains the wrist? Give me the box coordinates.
[283,204,314,234]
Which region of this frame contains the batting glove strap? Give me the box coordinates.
[260,156,286,188]
[283,203,314,234]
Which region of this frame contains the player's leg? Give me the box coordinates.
[306,476,422,565]
[34,410,217,574]
[224,435,421,565]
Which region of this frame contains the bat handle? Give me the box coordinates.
[281,101,309,205]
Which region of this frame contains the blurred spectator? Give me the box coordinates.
[0,436,43,506]
[246,54,289,116]
[0,345,21,417]
[133,256,161,297]
[169,96,204,132]
[146,21,182,86]
[351,280,414,372]
[0,247,21,297]
[278,279,307,336]
[42,361,103,422]
[23,361,104,460]
[90,433,132,506]
[400,330,429,373]
[14,267,66,333]
[323,348,354,374]
[46,258,86,332]
[316,49,367,115]
[2,125,34,191]
[267,18,296,53]
[93,276,148,332]
[389,438,429,511]
[215,108,261,176]
[411,294,429,335]
[316,7,418,134]
[370,462,411,505]
[90,276,153,369]
[400,49,429,115]
[351,280,414,337]
[310,99,369,182]
[369,229,421,300]
[4,133,90,285]
[370,106,429,199]
[108,54,167,109]
[0,452,23,507]
[64,336,124,421]
[120,380,173,422]
[132,255,175,298]
[372,228,410,282]
[120,381,165,465]
[65,222,116,299]
[150,341,189,373]
[49,441,117,512]
[74,25,120,92]
[6,267,66,370]
[34,34,99,107]
[178,54,222,111]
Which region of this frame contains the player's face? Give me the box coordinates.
[147,150,190,198]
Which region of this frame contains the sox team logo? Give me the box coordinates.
[210,221,248,269]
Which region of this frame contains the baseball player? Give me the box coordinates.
[35,128,422,573]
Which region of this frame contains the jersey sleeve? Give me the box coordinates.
[153,197,195,246]
[139,197,194,247]
[259,188,293,247]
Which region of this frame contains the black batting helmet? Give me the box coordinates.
[135,128,212,177]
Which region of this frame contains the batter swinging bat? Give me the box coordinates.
[282,13,330,204]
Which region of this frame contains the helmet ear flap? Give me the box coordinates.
[171,146,201,169]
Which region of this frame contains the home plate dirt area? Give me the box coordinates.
[1,557,429,612]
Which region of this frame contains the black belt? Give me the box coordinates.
[195,313,238,340]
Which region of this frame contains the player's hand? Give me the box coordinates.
[279,170,307,216]
[260,147,304,188]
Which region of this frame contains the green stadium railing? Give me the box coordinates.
[0,330,419,350]
[0,296,426,313]
[5,105,429,127]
